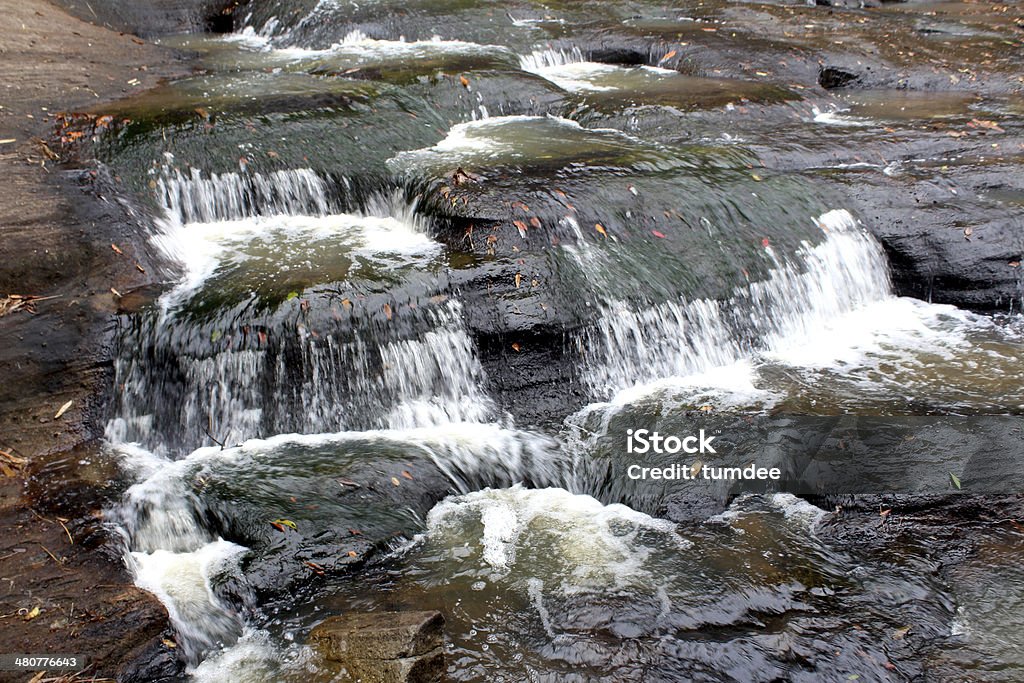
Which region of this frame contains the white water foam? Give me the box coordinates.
[130,539,247,662]
[811,106,869,127]
[426,485,690,583]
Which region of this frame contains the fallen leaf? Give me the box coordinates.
[401,470,413,480]
[348,550,358,557]
[391,477,401,486]
[652,230,666,239]
[304,561,325,575]
[383,303,393,320]
[514,273,522,289]
[751,173,762,181]
[194,107,209,119]
[950,472,962,490]
[761,238,771,248]
[1009,261,1020,268]
[529,217,541,229]
[24,606,40,621]
[892,626,912,640]
[595,223,608,237]
[54,400,73,419]
[272,518,298,531]
[459,75,470,88]
[658,49,677,64]
[162,638,177,648]
[511,342,521,352]
[513,220,528,238]
[963,226,973,238]
[110,243,124,255]
[969,118,1004,133]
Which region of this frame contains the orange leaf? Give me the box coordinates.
[659,49,677,63]
[594,223,607,237]
[383,303,393,320]
[513,220,528,237]
[111,243,123,255]
[459,75,470,88]
[511,342,521,352]
[401,470,413,480]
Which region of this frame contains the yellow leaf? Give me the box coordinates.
[594,223,607,237]
[514,273,522,289]
[391,477,401,486]
[54,400,73,419]
[272,518,298,530]
[25,606,40,621]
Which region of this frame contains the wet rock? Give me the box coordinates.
[818,66,861,90]
[847,160,1024,311]
[52,0,241,37]
[310,611,445,683]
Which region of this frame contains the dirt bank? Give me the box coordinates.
[0,0,190,678]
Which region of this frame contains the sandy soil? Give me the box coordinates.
[0,1,189,679]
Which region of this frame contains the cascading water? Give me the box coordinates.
[78,1,1024,679]
[580,209,891,399]
[105,164,565,666]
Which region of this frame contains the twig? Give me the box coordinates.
[59,520,74,545]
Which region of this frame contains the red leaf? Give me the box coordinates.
[652,230,666,239]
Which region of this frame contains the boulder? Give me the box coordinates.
[310,611,445,683]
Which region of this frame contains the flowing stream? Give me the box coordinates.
[95,2,1024,680]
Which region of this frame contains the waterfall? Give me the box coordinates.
[155,164,340,224]
[106,163,526,664]
[578,209,892,398]
[519,46,585,71]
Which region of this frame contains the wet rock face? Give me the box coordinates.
[51,0,241,36]
[848,162,1024,311]
[310,611,445,683]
